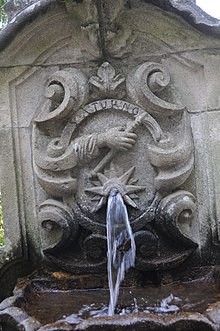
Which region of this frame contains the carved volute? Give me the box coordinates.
[33,61,197,273]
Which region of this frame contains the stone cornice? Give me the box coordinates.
[0,0,220,52]
[144,0,220,36]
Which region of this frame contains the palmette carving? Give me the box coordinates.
[33,62,197,273]
[89,62,125,99]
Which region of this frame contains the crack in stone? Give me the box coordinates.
[95,0,108,60]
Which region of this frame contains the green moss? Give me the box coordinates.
[0,229,4,246]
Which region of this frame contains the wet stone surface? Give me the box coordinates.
[0,269,220,330]
[2,270,215,328]
[22,280,219,324]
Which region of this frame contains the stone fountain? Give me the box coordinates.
[1,0,220,330]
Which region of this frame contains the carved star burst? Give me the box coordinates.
[85,165,145,212]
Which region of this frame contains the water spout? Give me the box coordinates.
[106,188,136,316]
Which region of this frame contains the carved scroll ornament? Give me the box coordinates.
[33,62,197,273]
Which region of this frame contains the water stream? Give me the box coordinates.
[24,187,216,324]
[106,188,136,316]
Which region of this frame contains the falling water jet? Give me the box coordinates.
[106,188,136,316]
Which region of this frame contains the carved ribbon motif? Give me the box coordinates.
[33,62,197,273]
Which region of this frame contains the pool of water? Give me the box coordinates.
[20,273,220,325]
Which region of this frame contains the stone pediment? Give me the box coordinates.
[1,0,220,54]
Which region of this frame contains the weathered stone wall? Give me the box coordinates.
[0,0,220,275]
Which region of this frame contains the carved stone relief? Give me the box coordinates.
[33,61,197,273]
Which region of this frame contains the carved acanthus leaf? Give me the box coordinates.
[89,62,125,98]
[148,112,194,192]
[155,190,197,248]
[127,62,184,117]
[34,68,89,123]
[134,230,158,258]
[34,166,77,197]
[83,234,107,262]
[39,199,78,253]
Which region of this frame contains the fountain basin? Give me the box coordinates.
[0,267,220,331]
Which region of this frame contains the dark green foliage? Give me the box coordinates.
[0,0,7,27]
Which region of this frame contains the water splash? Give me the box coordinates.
[106,188,136,316]
[154,294,180,314]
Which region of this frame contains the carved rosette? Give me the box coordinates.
[33,61,197,273]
